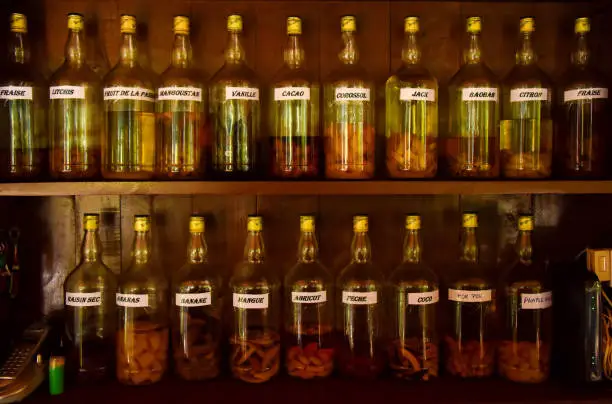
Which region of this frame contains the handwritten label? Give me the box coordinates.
[400,88,435,102]
[342,291,377,305]
[521,291,552,309]
[233,293,269,309]
[448,289,492,303]
[176,292,211,307]
[408,290,439,305]
[103,86,154,101]
[116,293,149,308]
[65,292,101,307]
[335,88,370,101]
[291,291,327,304]
[510,88,549,102]
[225,87,259,101]
[50,85,85,100]
[564,88,608,102]
[274,87,310,101]
[461,88,498,102]
[158,86,202,102]
[0,86,32,100]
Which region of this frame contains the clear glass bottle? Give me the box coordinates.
[209,15,260,178]
[49,13,102,180]
[557,18,609,179]
[337,215,385,378]
[446,17,499,178]
[0,13,47,181]
[385,17,438,178]
[102,15,156,180]
[445,213,495,378]
[501,18,553,178]
[285,216,334,379]
[324,16,375,179]
[64,214,117,382]
[229,216,280,383]
[172,215,222,380]
[499,216,551,383]
[270,17,320,179]
[388,215,438,380]
[116,215,168,385]
[157,16,206,179]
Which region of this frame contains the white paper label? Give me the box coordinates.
[233,293,268,309]
[510,88,549,102]
[461,87,498,102]
[50,85,85,99]
[116,293,149,307]
[65,292,102,307]
[176,292,211,307]
[335,87,370,101]
[274,87,310,101]
[448,289,492,303]
[342,291,377,305]
[521,291,552,309]
[564,88,608,102]
[103,86,154,101]
[158,86,203,102]
[408,290,439,305]
[291,291,327,304]
[225,87,259,101]
[0,86,32,100]
[400,88,435,102]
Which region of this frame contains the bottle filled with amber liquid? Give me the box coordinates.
[337,215,385,377]
[209,15,260,178]
[388,215,438,380]
[172,215,222,380]
[284,216,334,379]
[446,17,499,178]
[102,15,156,180]
[270,17,320,179]
[324,16,375,179]
[229,216,280,383]
[386,17,438,178]
[157,16,206,179]
[116,216,168,385]
[49,13,102,180]
[499,216,551,383]
[446,213,495,378]
[64,214,117,382]
[0,13,47,181]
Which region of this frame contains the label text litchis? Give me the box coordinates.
[50,85,85,100]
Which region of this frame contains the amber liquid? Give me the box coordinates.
[324,124,375,179]
[270,135,320,178]
[386,133,437,178]
[442,135,499,178]
[285,326,334,379]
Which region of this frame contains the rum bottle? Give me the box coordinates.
[501,18,553,178]
[49,13,102,180]
[285,216,333,379]
[270,17,320,179]
[157,16,206,179]
[386,17,438,178]
[446,17,499,178]
[229,216,280,383]
[0,13,47,181]
[324,16,375,179]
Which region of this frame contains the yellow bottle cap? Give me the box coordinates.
[228,14,243,33]
[466,17,481,33]
[67,13,84,32]
[10,13,27,33]
[341,16,356,33]
[247,216,262,232]
[353,215,368,232]
[575,17,590,34]
[518,216,534,231]
[519,17,535,33]
[83,214,99,231]
[405,215,421,230]
[462,213,478,228]
[300,215,315,232]
[174,15,190,35]
[120,15,136,34]
[287,16,302,35]
[404,16,419,34]
[189,215,205,233]
[134,215,151,232]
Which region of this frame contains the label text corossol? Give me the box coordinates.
[337,92,367,100]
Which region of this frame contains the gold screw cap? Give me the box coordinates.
[518,216,534,231]
[353,215,368,232]
[519,17,535,33]
[406,215,421,230]
[228,14,243,32]
[134,215,151,232]
[174,15,190,35]
[287,16,302,35]
[575,17,590,34]
[10,13,27,33]
[247,215,263,232]
[462,213,478,228]
[84,214,99,231]
[404,16,419,33]
[341,15,356,32]
[300,215,315,232]
[67,13,84,32]
[466,17,481,33]
[189,215,205,233]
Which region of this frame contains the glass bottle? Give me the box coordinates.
[209,15,260,178]
[499,216,551,383]
[285,216,334,379]
[557,18,609,178]
[0,13,47,181]
[501,18,553,178]
[229,216,280,383]
[385,17,438,178]
[172,215,222,380]
[324,16,375,179]
[157,16,206,179]
[270,17,320,179]
[64,214,117,382]
[446,213,495,378]
[337,215,385,377]
[388,215,438,380]
[49,13,102,180]
[116,215,168,385]
[446,17,499,178]
[586,249,611,381]
[102,15,156,180]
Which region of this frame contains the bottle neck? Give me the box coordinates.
[284,34,304,68]
[8,31,29,64]
[516,32,536,66]
[225,31,245,65]
[172,33,192,68]
[402,229,421,263]
[244,230,264,264]
[339,31,359,65]
[297,231,318,264]
[464,32,482,65]
[187,232,208,264]
[460,228,479,263]
[401,32,421,65]
[81,229,102,263]
[351,231,371,264]
[517,230,533,264]
[132,231,151,265]
[119,32,138,67]
[571,32,589,67]
[65,29,86,66]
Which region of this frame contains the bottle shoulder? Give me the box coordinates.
[388,262,438,286]
[284,261,333,287]
[337,261,384,285]
[503,64,553,89]
[561,65,608,90]
[2,63,45,86]
[210,62,259,87]
[448,260,494,288]
[103,64,156,89]
[272,66,317,87]
[172,262,223,291]
[50,62,100,86]
[449,63,499,88]
[230,262,279,287]
[502,259,549,289]
[64,262,117,290]
[159,66,204,88]
[388,64,437,88]
[326,64,372,87]
[119,263,167,289]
